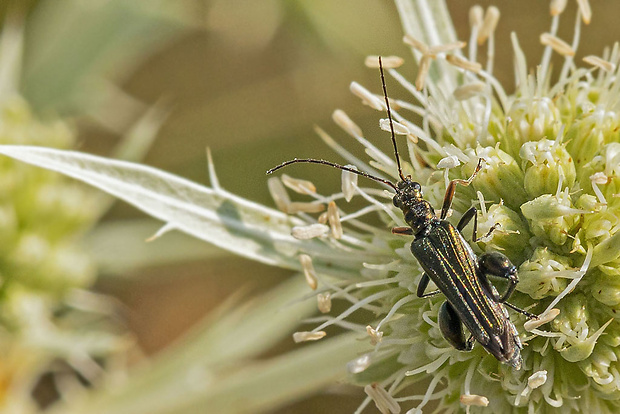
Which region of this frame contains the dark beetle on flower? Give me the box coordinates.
[268,57,537,369]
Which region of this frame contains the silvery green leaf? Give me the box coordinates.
[89,99,171,222]
[0,145,367,276]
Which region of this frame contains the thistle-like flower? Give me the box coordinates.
[266,1,620,412]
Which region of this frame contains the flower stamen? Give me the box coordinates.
[292,331,326,343]
[299,254,318,290]
[540,33,575,57]
[364,383,401,414]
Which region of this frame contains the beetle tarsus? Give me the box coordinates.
[504,302,538,319]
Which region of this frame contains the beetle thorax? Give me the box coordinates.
[392,179,436,236]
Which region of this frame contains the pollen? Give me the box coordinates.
[287,202,325,214]
[453,81,486,101]
[341,166,358,202]
[550,0,568,16]
[332,109,363,137]
[267,177,291,213]
[429,41,466,55]
[292,331,326,343]
[364,383,401,414]
[365,55,404,69]
[366,325,383,345]
[477,6,500,45]
[299,254,318,290]
[527,370,548,390]
[583,55,616,72]
[437,155,460,169]
[379,118,409,135]
[281,174,316,195]
[291,224,329,240]
[347,354,371,374]
[317,292,331,313]
[525,308,560,331]
[576,0,592,24]
[350,82,384,111]
[327,201,343,239]
[318,211,328,224]
[402,35,428,54]
[469,5,483,30]
[540,33,575,57]
[415,55,431,91]
[445,55,482,73]
[460,394,489,407]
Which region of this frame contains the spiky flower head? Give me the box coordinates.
[0,95,129,410]
[268,1,620,412]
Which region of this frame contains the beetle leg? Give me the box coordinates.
[478,251,518,302]
[439,301,474,351]
[475,223,501,242]
[504,302,538,319]
[417,273,441,298]
[392,226,414,236]
[440,158,483,220]
[457,206,500,242]
[478,252,538,319]
[457,206,477,235]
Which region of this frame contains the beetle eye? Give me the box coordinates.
[392,196,401,208]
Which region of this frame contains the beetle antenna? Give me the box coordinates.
[267,158,398,191]
[378,56,406,182]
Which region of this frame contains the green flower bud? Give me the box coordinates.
[6,233,92,294]
[579,339,620,395]
[31,184,97,236]
[521,191,582,246]
[474,203,531,264]
[592,267,620,308]
[0,203,18,254]
[565,116,606,172]
[45,244,96,293]
[569,194,604,255]
[0,97,97,298]
[578,143,620,205]
[518,247,573,299]
[583,210,619,245]
[552,294,607,363]
[502,97,560,159]
[463,146,528,211]
[0,96,73,148]
[520,139,576,198]
[575,193,602,212]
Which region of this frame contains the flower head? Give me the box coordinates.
[268,1,620,412]
[0,95,134,412]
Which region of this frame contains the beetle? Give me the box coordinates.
[267,57,535,369]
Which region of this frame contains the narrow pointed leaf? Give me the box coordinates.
[0,145,367,276]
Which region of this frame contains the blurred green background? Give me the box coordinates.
[0,0,617,412]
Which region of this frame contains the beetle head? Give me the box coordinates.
[392,178,423,208]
